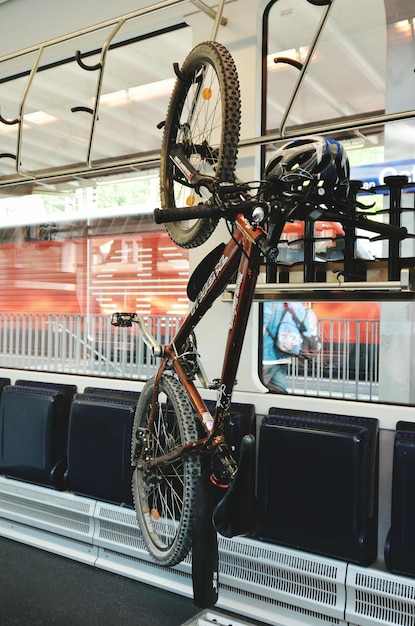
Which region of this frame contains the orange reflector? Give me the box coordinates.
[186,196,196,206]
[151,508,160,520]
[202,87,212,100]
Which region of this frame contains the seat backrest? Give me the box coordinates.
[83,386,140,402]
[15,379,77,416]
[0,385,69,488]
[257,409,379,566]
[64,396,136,505]
[385,421,415,576]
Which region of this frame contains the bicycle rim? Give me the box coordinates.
[131,374,200,566]
[160,41,241,248]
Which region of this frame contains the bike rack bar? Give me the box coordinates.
[0,0,227,185]
[223,268,415,301]
[0,0,190,65]
[239,109,415,150]
[75,19,126,169]
[190,0,228,36]
[0,46,44,180]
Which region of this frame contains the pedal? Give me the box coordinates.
[111,312,136,327]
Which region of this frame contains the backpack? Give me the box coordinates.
[270,304,321,359]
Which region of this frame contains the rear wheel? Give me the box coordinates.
[160,41,241,248]
[131,373,200,566]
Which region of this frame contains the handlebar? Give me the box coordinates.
[154,195,267,223]
[355,215,407,240]
[155,203,408,242]
[154,204,222,224]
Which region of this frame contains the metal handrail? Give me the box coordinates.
[278,1,334,138]
[0,0,225,65]
[223,269,415,301]
[239,108,415,150]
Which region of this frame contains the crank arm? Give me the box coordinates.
[135,316,163,357]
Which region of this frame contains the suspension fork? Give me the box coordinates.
[173,58,205,144]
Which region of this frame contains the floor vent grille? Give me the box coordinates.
[5,477,415,626]
[347,565,415,626]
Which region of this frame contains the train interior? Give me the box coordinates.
[1,1,415,625]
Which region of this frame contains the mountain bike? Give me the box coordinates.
[111,41,408,607]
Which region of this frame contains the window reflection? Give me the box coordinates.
[261,0,415,405]
[261,301,380,401]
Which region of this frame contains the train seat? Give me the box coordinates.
[385,421,415,576]
[64,394,137,506]
[0,384,69,489]
[257,408,379,566]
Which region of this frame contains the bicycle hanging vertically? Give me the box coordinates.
[112,41,411,608]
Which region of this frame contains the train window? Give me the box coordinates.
[261,0,415,405]
[263,0,386,136]
[260,299,415,406]
[90,231,189,318]
[0,172,190,319]
[260,300,381,402]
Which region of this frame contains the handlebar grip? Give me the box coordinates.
[355,215,408,240]
[324,210,408,241]
[154,205,222,224]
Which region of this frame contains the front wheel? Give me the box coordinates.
[160,41,241,248]
[131,373,200,566]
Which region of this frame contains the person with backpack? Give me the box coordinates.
[262,301,319,394]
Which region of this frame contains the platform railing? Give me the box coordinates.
[0,312,182,379]
[288,317,380,401]
[0,312,379,400]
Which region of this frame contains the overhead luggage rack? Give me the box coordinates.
[0,0,229,192]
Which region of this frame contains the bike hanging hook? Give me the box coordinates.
[73,19,126,168]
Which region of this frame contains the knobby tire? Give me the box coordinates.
[160,41,241,248]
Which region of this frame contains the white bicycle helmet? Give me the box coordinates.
[263,136,350,216]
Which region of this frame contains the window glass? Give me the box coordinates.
[264,0,386,136]
[261,301,380,402]
[261,0,415,405]
[0,174,189,318]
